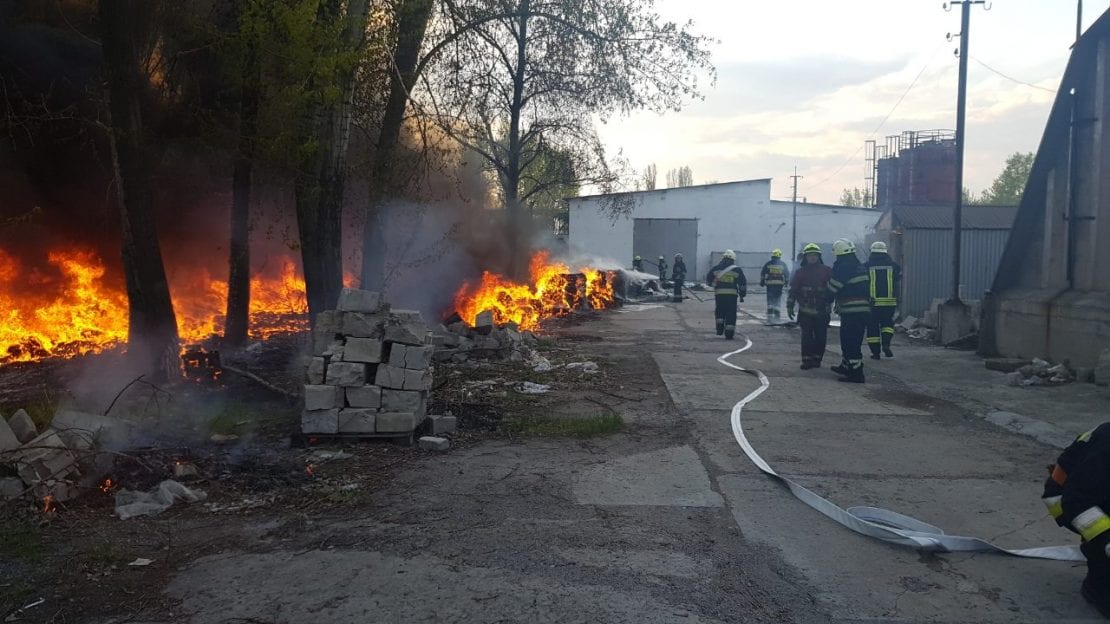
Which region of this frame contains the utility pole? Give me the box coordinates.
[1077,0,1083,42]
[947,0,985,304]
[789,168,802,259]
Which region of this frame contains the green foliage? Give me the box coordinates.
[975,152,1034,206]
[521,143,580,219]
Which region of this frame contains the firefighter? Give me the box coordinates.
[827,239,870,383]
[864,241,902,359]
[1042,423,1110,617]
[657,255,668,282]
[671,253,687,303]
[760,249,790,321]
[706,250,747,339]
[786,243,832,370]
[632,255,643,272]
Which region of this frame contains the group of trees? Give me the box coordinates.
[2,0,712,378]
[637,163,694,190]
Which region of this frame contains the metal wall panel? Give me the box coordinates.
[633,218,699,279]
[901,228,1012,317]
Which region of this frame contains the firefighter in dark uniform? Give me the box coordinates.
[706,250,746,340]
[760,249,790,321]
[787,243,832,369]
[657,255,668,282]
[864,241,902,359]
[1043,423,1110,617]
[632,255,643,272]
[827,239,870,383]
[671,253,687,303]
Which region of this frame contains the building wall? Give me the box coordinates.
[899,228,1011,318]
[567,181,879,282]
[984,19,1110,366]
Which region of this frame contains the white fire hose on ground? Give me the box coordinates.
[718,333,1084,561]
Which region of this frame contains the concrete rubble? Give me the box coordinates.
[0,408,132,502]
[301,288,436,438]
[1000,357,1080,387]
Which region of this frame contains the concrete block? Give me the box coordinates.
[397,345,433,370]
[11,430,77,484]
[7,409,36,444]
[1096,349,1110,387]
[0,415,20,453]
[336,288,383,313]
[344,338,384,363]
[345,385,382,409]
[374,364,407,389]
[0,477,23,500]
[418,436,450,451]
[475,310,495,335]
[427,414,457,435]
[302,409,339,434]
[306,357,326,385]
[312,310,345,355]
[338,409,377,434]
[376,412,417,433]
[403,368,432,391]
[384,310,427,345]
[938,300,973,344]
[304,385,342,411]
[447,321,470,336]
[382,389,427,415]
[325,362,367,387]
[52,409,133,450]
[343,312,388,338]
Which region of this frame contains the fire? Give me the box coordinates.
[42,495,55,513]
[305,464,316,477]
[0,248,314,364]
[99,478,114,493]
[453,251,616,331]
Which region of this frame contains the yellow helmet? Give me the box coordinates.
[802,243,821,254]
[771,249,782,258]
[722,249,736,260]
[832,239,856,256]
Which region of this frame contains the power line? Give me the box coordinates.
[805,46,942,195]
[971,57,1056,93]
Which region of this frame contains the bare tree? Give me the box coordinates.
[642,164,657,191]
[666,166,694,188]
[98,0,180,380]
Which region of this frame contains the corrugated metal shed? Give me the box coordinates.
[894,205,1017,230]
[900,228,1013,317]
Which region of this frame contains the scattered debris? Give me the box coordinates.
[5,597,46,622]
[1001,356,1079,387]
[898,316,919,332]
[127,558,154,567]
[209,434,240,444]
[418,436,450,451]
[906,327,937,341]
[172,461,200,480]
[565,361,599,374]
[307,449,353,463]
[114,479,207,520]
[517,382,551,395]
[984,358,1031,373]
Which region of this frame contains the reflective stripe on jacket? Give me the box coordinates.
[828,256,870,315]
[865,253,902,308]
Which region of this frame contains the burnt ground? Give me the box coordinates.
[0,313,802,624]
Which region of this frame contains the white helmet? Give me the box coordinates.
[832,239,856,256]
[870,241,888,254]
[722,249,736,260]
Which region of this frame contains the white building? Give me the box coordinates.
[567,179,880,281]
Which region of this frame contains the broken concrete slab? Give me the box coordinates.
[0,477,23,500]
[336,288,384,313]
[325,362,367,387]
[306,357,326,385]
[985,358,1032,373]
[426,415,457,435]
[345,385,382,409]
[52,409,133,450]
[0,415,20,453]
[418,436,449,451]
[474,310,495,335]
[11,430,78,484]
[343,338,384,364]
[376,412,416,433]
[342,312,387,338]
[302,409,339,435]
[381,389,426,415]
[338,409,376,434]
[304,385,343,411]
[7,409,36,444]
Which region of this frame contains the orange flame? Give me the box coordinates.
[0,248,313,363]
[453,251,615,331]
[305,464,316,477]
[99,478,114,494]
[42,495,55,513]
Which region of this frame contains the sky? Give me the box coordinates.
[596,0,1104,204]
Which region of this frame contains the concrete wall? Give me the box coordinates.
[984,23,1110,366]
[567,181,879,283]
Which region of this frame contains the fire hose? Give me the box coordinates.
[718,333,1084,562]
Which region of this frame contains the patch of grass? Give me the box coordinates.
[0,520,44,563]
[81,542,127,567]
[204,400,295,436]
[504,412,623,438]
[17,395,57,432]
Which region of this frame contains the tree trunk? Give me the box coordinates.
[224,44,260,348]
[361,0,435,292]
[296,0,371,319]
[504,0,530,278]
[99,0,180,381]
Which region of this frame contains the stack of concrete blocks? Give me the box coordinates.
[302,288,435,437]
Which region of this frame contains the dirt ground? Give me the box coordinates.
[0,318,681,624]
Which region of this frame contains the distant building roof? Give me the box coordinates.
[569,178,771,201]
[892,204,1017,230]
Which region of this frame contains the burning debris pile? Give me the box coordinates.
[302,289,437,439]
[0,408,129,505]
